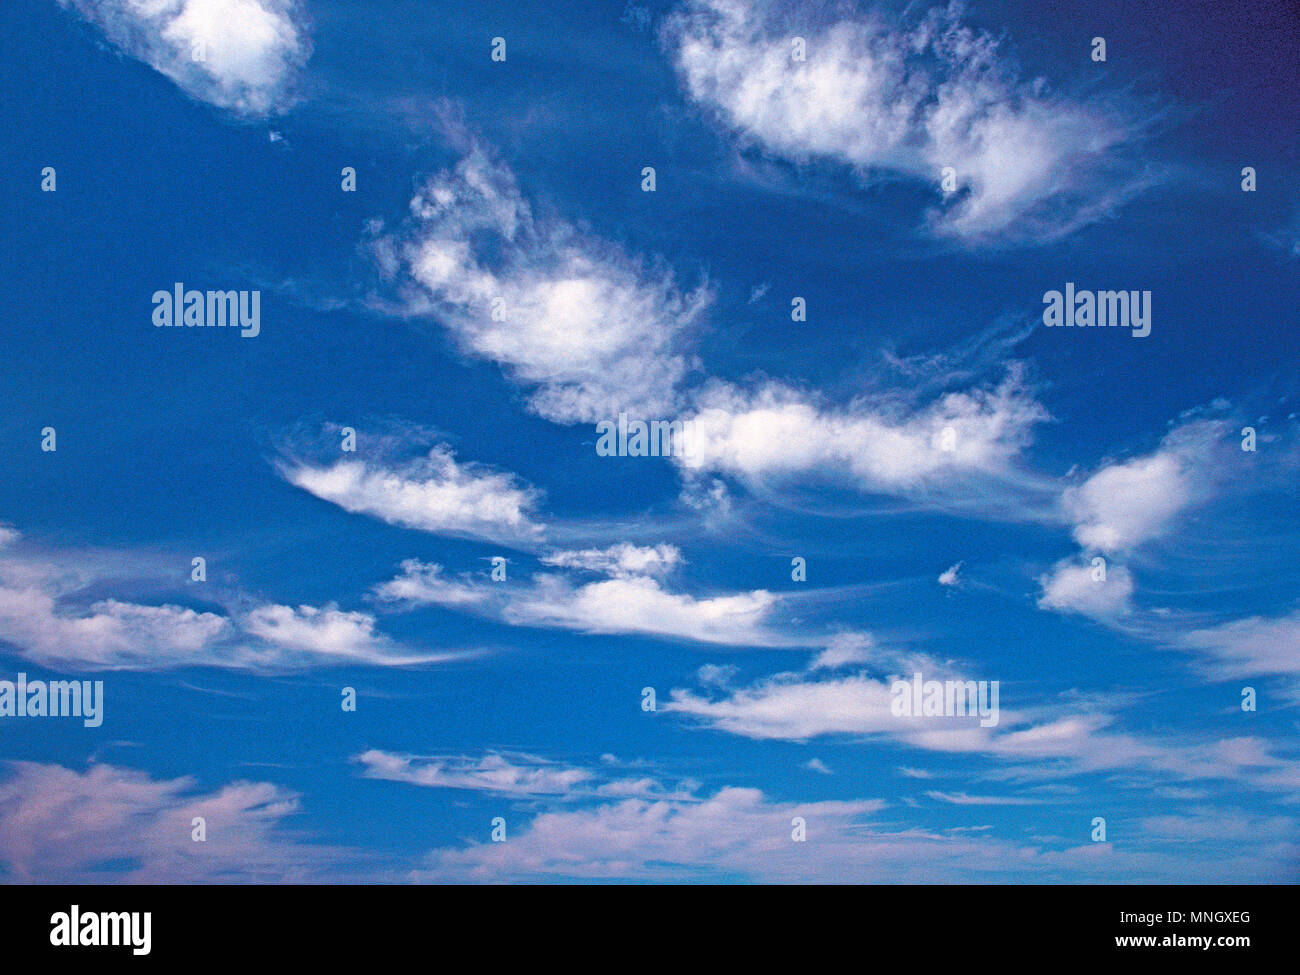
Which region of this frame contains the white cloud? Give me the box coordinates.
[58,0,310,116]
[0,762,342,882]
[926,790,1042,806]
[356,749,694,802]
[662,669,1300,791]
[356,751,594,797]
[665,0,1154,242]
[412,783,1253,882]
[0,583,231,670]
[666,671,923,740]
[1062,420,1223,552]
[376,558,794,648]
[803,758,833,775]
[938,562,962,586]
[374,150,710,423]
[676,371,1046,491]
[1180,611,1300,679]
[809,631,878,670]
[0,536,460,670]
[281,444,544,546]
[417,786,901,882]
[1141,811,1296,843]
[696,662,738,686]
[1038,420,1227,621]
[540,543,681,578]
[239,603,460,667]
[1037,559,1135,619]
[371,560,489,607]
[506,575,780,646]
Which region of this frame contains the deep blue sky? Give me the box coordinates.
[1,0,1298,883]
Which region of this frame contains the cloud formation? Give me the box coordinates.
[676,370,1047,492]
[1062,421,1225,553]
[375,558,789,648]
[0,761,341,882]
[372,150,709,423]
[281,443,545,547]
[58,0,311,116]
[665,0,1156,242]
[0,528,462,670]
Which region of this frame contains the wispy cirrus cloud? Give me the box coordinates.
[539,543,682,578]
[1179,611,1300,681]
[357,750,594,798]
[279,440,546,547]
[926,790,1044,806]
[1037,418,1230,620]
[372,550,896,652]
[370,148,710,424]
[664,0,1160,243]
[374,557,790,648]
[662,667,1300,792]
[356,749,694,802]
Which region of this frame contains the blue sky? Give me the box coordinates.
[1,0,1298,883]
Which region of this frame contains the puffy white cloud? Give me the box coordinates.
[665,0,1154,242]
[506,574,777,645]
[57,0,310,116]
[281,444,545,546]
[0,584,231,670]
[1037,559,1135,619]
[1062,420,1224,552]
[938,562,962,586]
[374,151,709,423]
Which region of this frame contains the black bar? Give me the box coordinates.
[0,884,1283,963]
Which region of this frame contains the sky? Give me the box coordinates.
[1,0,1298,884]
